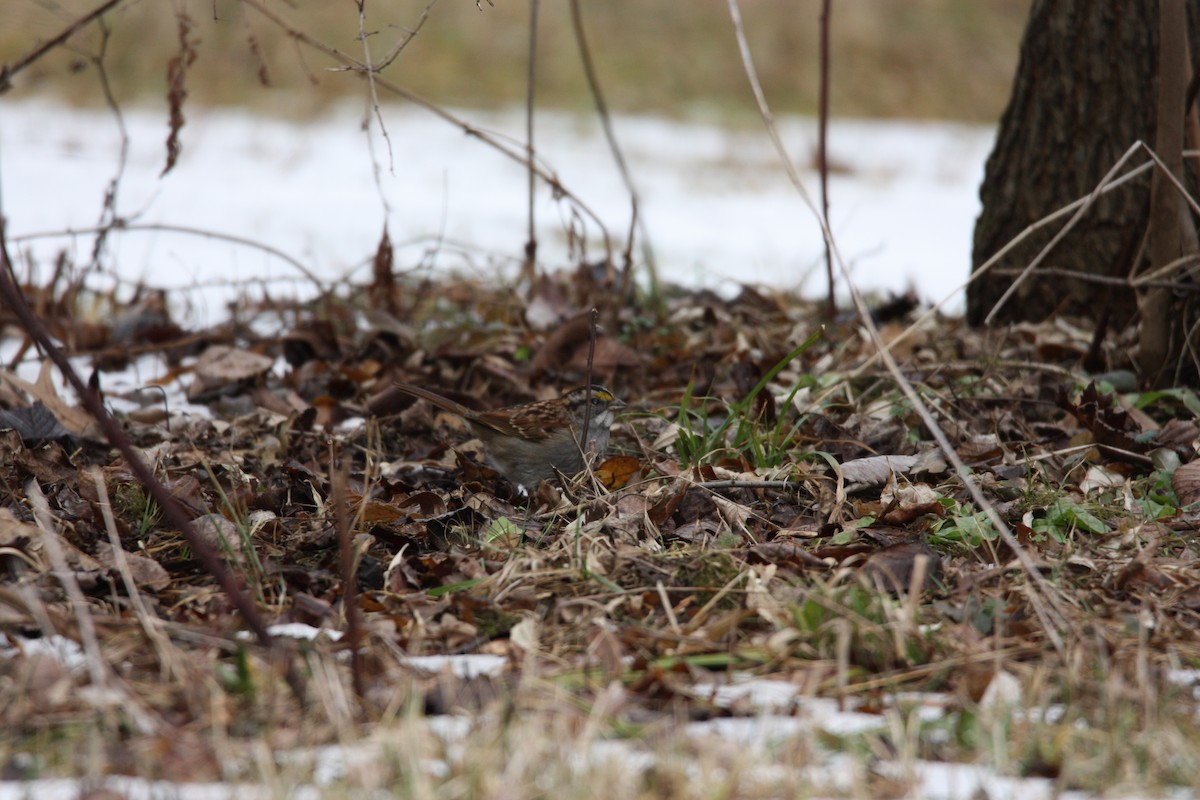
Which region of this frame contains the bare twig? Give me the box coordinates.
[374,0,441,71]
[27,481,112,699]
[27,480,162,734]
[0,0,129,93]
[11,221,329,293]
[852,158,1159,380]
[581,307,599,454]
[984,142,1155,324]
[523,0,540,282]
[0,218,305,701]
[236,0,613,260]
[569,0,654,298]
[726,0,1069,650]
[725,0,820,217]
[331,450,365,702]
[355,0,396,185]
[983,139,1200,324]
[818,0,834,320]
[90,466,184,682]
[992,264,1200,292]
[88,17,131,271]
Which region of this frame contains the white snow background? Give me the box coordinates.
[0,100,993,327]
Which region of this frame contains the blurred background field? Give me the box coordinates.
[3,0,1031,121]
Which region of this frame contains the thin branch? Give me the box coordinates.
[355,0,396,183]
[581,307,599,455]
[985,139,1200,325]
[11,221,329,292]
[237,0,613,259]
[726,0,1069,650]
[524,0,540,280]
[0,0,129,93]
[27,481,163,735]
[984,142,1152,324]
[569,0,653,297]
[331,451,365,702]
[91,465,185,682]
[855,159,1159,374]
[0,218,306,702]
[374,0,441,71]
[991,265,1200,292]
[818,0,834,320]
[88,16,130,271]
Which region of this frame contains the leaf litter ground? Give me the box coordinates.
[2,263,1200,797]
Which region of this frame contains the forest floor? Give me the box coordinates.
[2,262,1200,798]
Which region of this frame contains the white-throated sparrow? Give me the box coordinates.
[393,383,624,486]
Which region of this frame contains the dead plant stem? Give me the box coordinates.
[88,16,130,272]
[524,0,540,279]
[985,142,1155,323]
[27,480,162,734]
[90,466,183,682]
[238,0,613,260]
[332,451,365,703]
[818,0,834,320]
[11,221,328,292]
[569,0,654,297]
[0,218,306,702]
[0,0,128,93]
[725,0,1069,651]
[848,158,1158,384]
[355,0,396,193]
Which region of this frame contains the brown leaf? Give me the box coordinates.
[1155,418,1200,457]
[530,313,593,375]
[369,226,399,315]
[860,541,942,594]
[565,336,642,377]
[93,542,171,592]
[595,455,641,490]
[188,345,273,401]
[1058,381,1149,462]
[840,454,919,490]
[648,485,686,527]
[879,481,944,525]
[191,513,245,558]
[1112,561,1175,592]
[0,362,99,437]
[0,401,73,444]
[1173,459,1200,507]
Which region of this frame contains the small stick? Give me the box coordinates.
[580,307,599,451]
[523,0,541,282]
[0,218,306,702]
[0,0,128,93]
[818,0,834,320]
[332,449,365,702]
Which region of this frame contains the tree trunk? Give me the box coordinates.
[1138,0,1200,385]
[968,0,1199,328]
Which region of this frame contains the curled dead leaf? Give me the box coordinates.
[94,542,171,592]
[595,455,641,490]
[188,345,273,401]
[1172,460,1200,508]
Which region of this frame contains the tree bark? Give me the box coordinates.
[969,0,1199,328]
[1138,0,1200,384]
